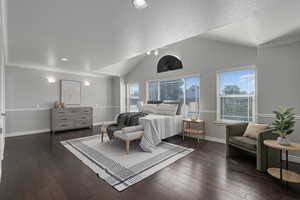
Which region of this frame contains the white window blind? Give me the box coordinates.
[127,83,140,112]
[147,76,200,116]
[217,68,256,122]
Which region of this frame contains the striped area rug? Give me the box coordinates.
[61,135,193,191]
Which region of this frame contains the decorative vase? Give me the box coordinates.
[277,136,290,146]
[191,114,197,121]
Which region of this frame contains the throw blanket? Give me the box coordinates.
[139,114,183,152]
[106,112,147,140]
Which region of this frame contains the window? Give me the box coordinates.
[147,75,200,116]
[148,80,159,101]
[185,76,200,114]
[127,83,139,112]
[160,79,184,102]
[217,67,256,122]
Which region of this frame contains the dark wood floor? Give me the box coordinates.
[0,127,300,200]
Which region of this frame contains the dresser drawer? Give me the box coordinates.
[75,120,91,128]
[68,108,81,115]
[77,114,91,121]
[55,122,73,130]
[54,109,69,116]
[55,115,72,122]
[80,108,92,114]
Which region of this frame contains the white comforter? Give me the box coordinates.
[139,114,183,152]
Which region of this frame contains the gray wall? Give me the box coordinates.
[126,38,300,157]
[256,43,300,157]
[5,66,118,135]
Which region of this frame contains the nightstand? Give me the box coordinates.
[182,119,205,143]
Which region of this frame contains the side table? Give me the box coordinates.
[264,140,300,183]
[182,119,205,143]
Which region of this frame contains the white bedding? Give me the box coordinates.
[139,114,183,152]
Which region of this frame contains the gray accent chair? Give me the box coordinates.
[226,123,280,172]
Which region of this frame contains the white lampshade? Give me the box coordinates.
[132,0,148,10]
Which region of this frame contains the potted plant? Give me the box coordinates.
[272,106,296,146]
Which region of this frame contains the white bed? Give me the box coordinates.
[139,114,184,152]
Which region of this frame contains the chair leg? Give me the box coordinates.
[101,131,104,143]
[125,140,130,154]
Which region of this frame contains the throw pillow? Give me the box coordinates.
[156,103,178,116]
[141,104,157,114]
[243,122,269,139]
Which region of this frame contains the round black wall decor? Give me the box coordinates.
[157,55,183,73]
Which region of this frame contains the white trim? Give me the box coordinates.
[200,110,216,114]
[5,122,106,137]
[146,73,201,83]
[216,65,256,73]
[5,129,51,138]
[6,106,120,112]
[0,0,7,64]
[6,63,112,79]
[205,136,226,144]
[258,113,300,120]
[282,154,300,164]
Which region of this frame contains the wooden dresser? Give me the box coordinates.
[51,107,93,134]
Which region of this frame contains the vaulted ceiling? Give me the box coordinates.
[3,0,300,76]
[199,2,300,47]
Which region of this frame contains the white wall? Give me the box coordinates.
[126,37,300,159]
[5,66,118,136]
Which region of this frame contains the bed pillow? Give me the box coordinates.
[156,103,178,116]
[243,122,269,139]
[163,100,182,115]
[141,104,157,114]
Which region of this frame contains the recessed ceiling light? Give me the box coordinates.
[154,50,159,56]
[146,51,151,55]
[60,58,69,61]
[132,0,148,10]
[84,81,91,86]
[47,77,56,83]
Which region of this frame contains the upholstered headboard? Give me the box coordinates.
[146,100,182,115]
[147,100,163,104]
[163,100,182,115]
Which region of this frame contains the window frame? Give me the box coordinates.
[146,74,201,115]
[127,83,140,112]
[216,65,257,123]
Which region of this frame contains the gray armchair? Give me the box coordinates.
[226,123,279,172]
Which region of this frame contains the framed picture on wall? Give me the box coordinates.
[60,80,81,105]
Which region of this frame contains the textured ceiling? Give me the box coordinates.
[199,2,300,47]
[5,0,300,76]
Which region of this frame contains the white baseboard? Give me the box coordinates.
[187,135,300,164]
[5,122,104,138]
[204,136,226,144]
[282,154,300,164]
[6,129,51,138]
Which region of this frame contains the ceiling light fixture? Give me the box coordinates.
[132,0,148,10]
[154,50,159,56]
[84,81,91,86]
[60,57,69,61]
[146,51,151,55]
[47,77,56,83]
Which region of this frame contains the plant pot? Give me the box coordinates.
[277,136,290,146]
